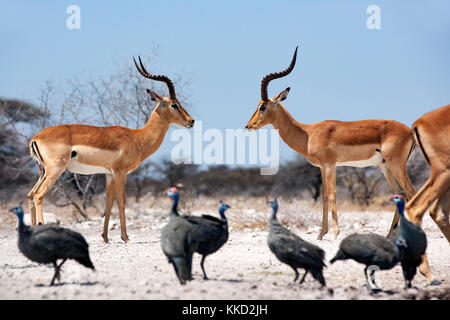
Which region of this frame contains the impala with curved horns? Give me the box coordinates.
[27,56,194,243]
[246,46,417,242]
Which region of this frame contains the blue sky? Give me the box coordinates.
[1,1,450,164]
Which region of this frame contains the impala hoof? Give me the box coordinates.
[121,236,130,243]
[427,280,441,286]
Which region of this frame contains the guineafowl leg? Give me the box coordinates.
[290,267,299,282]
[299,270,308,284]
[50,259,68,286]
[200,255,208,280]
[187,253,194,280]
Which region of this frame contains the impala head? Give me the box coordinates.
[133,56,195,128]
[245,47,298,131]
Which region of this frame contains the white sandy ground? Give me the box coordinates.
[0,197,449,300]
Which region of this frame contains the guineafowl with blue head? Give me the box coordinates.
[183,201,231,280]
[330,232,406,291]
[390,194,427,288]
[161,187,199,284]
[9,205,95,286]
[267,199,327,286]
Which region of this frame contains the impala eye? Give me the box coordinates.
[259,105,266,112]
[171,104,179,109]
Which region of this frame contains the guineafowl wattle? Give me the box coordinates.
[9,205,95,286]
[267,199,327,286]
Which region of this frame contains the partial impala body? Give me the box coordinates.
[405,104,450,284]
[27,57,194,243]
[245,47,416,242]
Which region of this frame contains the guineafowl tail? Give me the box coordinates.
[77,256,95,270]
[330,249,346,264]
[310,268,326,287]
[172,257,191,285]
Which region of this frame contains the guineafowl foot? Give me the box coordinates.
[299,270,308,284]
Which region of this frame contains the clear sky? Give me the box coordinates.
[1,1,450,164]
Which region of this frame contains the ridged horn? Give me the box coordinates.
[133,56,176,99]
[261,46,298,101]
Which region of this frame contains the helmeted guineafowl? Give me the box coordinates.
[267,199,327,286]
[330,232,406,291]
[161,187,199,284]
[183,201,231,280]
[9,205,95,286]
[390,194,428,288]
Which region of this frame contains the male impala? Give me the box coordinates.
[27,57,195,243]
[245,47,416,240]
[405,104,450,284]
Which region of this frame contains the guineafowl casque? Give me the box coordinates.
[390,194,428,288]
[9,205,95,286]
[267,199,327,286]
[183,201,231,280]
[330,233,406,291]
[161,187,199,284]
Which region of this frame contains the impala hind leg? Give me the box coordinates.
[429,189,450,242]
[102,174,115,243]
[33,165,67,225]
[405,172,449,284]
[113,172,130,243]
[317,167,329,240]
[27,166,45,226]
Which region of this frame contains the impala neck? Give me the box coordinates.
[139,108,171,161]
[271,105,309,157]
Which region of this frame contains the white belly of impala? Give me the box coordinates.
[67,160,112,175]
[336,152,383,168]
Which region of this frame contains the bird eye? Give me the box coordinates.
[171,104,179,109]
[259,105,266,112]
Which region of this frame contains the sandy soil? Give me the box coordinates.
[0,197,449,300]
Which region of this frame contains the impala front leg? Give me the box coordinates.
[325,166,339,239]
[114,172,130,243]
[102,174,115,243]
[317,167,329,240]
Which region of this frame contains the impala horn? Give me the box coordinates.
[260,46,298,101]
[133,56,177,100]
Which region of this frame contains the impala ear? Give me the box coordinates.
[146,89,163,102]
[273,87,290,104]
